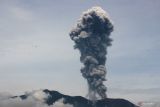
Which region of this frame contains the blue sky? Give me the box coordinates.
[0,0,160,102]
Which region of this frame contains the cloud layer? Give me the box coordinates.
[0,90,73,107]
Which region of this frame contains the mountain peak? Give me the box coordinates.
[10,89,138,107]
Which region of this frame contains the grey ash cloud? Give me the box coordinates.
[69,6,113,100]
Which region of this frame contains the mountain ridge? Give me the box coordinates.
[11,89,139,107]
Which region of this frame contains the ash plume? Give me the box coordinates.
[69,6,113,100]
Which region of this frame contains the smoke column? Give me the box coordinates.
[69,7,113,100]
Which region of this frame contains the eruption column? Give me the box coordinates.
[69,7,113,100]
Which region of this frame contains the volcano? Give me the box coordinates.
[10,89,139,107]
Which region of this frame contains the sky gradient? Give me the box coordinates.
[0,0,160,102]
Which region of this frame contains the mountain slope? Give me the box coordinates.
[10,89,138,107]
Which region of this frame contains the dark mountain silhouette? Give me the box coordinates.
[11,89,139,107]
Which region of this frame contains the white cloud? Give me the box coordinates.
[0,90,73,107]
[29,90,49,102]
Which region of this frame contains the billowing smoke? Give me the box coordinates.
[69,6,113,100]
